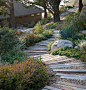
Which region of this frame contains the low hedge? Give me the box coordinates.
[0,58,49,90]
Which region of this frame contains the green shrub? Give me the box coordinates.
[1,49,26,64]
[38,34,47,41]
[34,21,45,34]
[24,34,40,47]
[59,6,66,14]
[46,23,58,29]
[65,12,86,32]
[43,29,53,38]
[51,47,84,59]
[0,27,18,54]
[80,45,86,63]
[0,58,49,90]
[60,24,76,39]
[47,41,54,51]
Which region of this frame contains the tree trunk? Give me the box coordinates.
[79,0,83,12]
[54,6,60,22]
[44,7,47,18]
[10,0,16,29]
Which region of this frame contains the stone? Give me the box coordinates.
[74,46,79,49]
[51,40,73,51]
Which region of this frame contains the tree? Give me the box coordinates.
[79,0,83,12]
[22,0,61,22]
[0,0,16,28]
[46,0,61,22]
[22,0,48,18]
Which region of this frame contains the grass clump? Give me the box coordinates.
[34,21,45,34]
[60,24,76,39]
[47,41,55,51]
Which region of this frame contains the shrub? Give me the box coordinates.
[59,6,66,14]
[47,41,54,51]
[0,27,18,54]
[38,34,47,41]
[60,24,76,39]
[43,29,53,38]
[46,23,58,29]
[34,21,45,34]
[51,47,84,59]
[47,12,52,20]
[24,34,40,47]
[65,12,86,32]
[1,49,26,64]
[66,33,86,46]
[0,58,49,90]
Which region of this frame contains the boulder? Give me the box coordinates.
[51,40,73,51]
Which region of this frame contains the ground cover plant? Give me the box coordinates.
[0,58,50,90]
[0,27,26,64]
[51,47,84,59]
[47,41,55,51]
[46,22,58,29]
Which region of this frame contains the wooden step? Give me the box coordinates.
[27,47,47,51]
[56,73,86,80]
[24,50,47,53]
[42,86,61,90]
[42,56,67,62]
[53,69,86,73]
[45,58,75,65]
[53,83,86,90]
[49,63,85,69]
[36,43,48,46]
[56,81,86,90]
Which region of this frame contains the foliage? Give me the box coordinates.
[34,21,45,34]
[22,0,61,22]
[43,29,53,38]
[47,41,54,51]
[51,47,84,59]
[0,58,49,90]
[38,34,47,41]
[65,12,86,32]
[24,29,53,47]
[47,12,53,20]
[66,33,86,47]
[80,45,86,63]
[0,27,18,55]
[46,22,58,29]
[59,6,66,14]
[24,34,40,47]
[39,19,49,25]
[65,5,75,8]
[1,49,26,64]
[60,24,76,39]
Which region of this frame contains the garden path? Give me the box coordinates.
[23,29,86,90]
